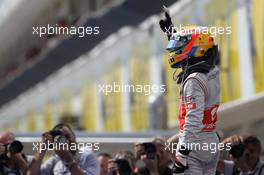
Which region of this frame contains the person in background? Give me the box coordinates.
[27,123,100,175]
[217,135,264,175]
[115,150,137,174]
[0,131,30,175]
[134,138,173,175]
[152,138,173,175]
[98,153,112,175]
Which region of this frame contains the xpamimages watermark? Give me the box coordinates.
[163,24,232,37]
[98,82,166,95]
[165,142,232,154]
[32,24,100,37]
[32,141,100,153]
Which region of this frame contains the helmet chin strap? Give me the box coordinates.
[183,60,206,70]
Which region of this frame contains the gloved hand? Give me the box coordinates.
[172,146,191,174]
[159,6,175,40]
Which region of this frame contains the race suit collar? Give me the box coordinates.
[176,63,213,84]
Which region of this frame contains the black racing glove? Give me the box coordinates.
[172,146,191,174]
[159,6,175,40]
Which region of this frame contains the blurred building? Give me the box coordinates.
[0,0,263,139]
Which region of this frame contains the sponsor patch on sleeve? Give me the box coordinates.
[185,96,197,110]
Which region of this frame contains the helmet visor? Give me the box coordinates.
[166,34,191,52]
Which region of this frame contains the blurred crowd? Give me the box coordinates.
[0,123,263,175]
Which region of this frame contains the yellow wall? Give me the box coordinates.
[252,0,264,92]
[130,40,150,131]
[80,82,97,131]
[27,111,36,131]
[163,55,180,126]
[43,103,54,131]
[103,64,123,131]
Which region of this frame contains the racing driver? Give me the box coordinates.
[159,10,220,175]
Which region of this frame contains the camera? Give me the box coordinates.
[3,140,23,155]
[0,140,23,161]
[141,142,157,160]
[108,158,132,175]
[48,130,68,149]
[229,143,245,158]
[49,130,63,138]
[135,142,157,160]
[49,130,68,143]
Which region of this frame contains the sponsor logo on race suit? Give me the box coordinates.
[178,98,219,132]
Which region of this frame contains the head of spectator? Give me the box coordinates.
[218,135,264,174]
[108,158,132,175]
[152,138,173,174]
[134,138,173,175]
[243,136,262,171]
[51,123,83,159]
[98,152,112,175]
[115,150,136,173]
[52,123,76,142]
[0,131,29,175]
[0,131,15,145]
[0,131,15,159]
